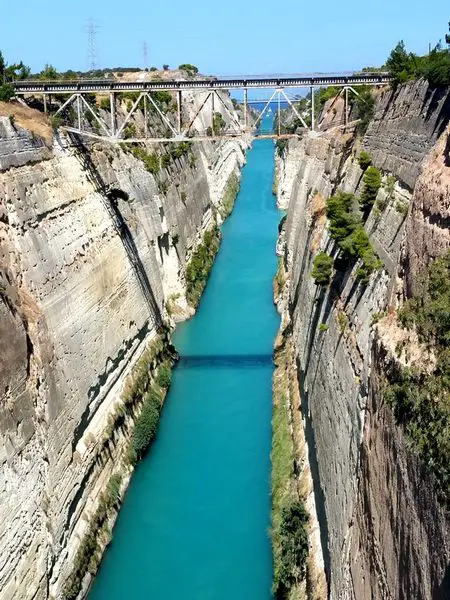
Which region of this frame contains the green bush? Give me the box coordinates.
[156,363,172,389]
[275,139,287,154]
[326,192,382,283]
[220,172,240,219]
[99,97,110,110]
[312,251,334,285]
[326,192,359,242]
[0,84,14,102]
[127,145,160,174]
[360,166,381,211]
[358,151,372,170]
[178,63,199,77]
[276,501,309,595]
[132,401,160,459]
[186,225,221,307]
[212,111,226,135]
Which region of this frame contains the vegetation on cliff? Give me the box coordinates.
[63,473,124,600]
[272,333,310,599]
[386,24,450,88]
[324,191,381,284]
[220,172,240,219]
[384,253,450,507]
[186,225,221,307]
[360,166,382,212]
[312,251,334,285]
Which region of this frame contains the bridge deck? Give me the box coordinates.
[13,73,391,94]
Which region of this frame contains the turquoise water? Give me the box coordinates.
[89,117,280,600]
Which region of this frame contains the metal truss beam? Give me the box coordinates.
[13,72,392,95]
[48,82,371,143]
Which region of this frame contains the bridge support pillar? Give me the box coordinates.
[177,90,182,135]
[110,92,116,136]
[344,86,349,126]
[277,89,281,136]
[243,89,248,132]
[43,94,47,114]
[76,95,82,130]
[311,86,315,130]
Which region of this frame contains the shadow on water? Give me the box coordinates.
[178,354,274,368]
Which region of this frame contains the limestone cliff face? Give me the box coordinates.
[276,80,449,599]
[0,94,246,599]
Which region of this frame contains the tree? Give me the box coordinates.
[40,64,58,80]
[178,63,198,76]
[162,64,169,71]
[360,166,381,210]
[326,192,359,243]
[312,252,334,285]
[0,51,5,80]
[358,151,372,170]
[386,41,418,88]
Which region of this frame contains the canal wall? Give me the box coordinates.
[275,80,450,599]
[0,92,247,599]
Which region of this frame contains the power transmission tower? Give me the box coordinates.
[143,42,148,71]
[86,19,100,72]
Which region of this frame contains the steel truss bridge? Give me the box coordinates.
[13,73,392,143]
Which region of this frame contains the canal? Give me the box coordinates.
[90,117,280,600]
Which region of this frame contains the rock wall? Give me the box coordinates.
[276,80,450,599]
[0,92,247,599]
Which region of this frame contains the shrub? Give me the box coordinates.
[311,251,333,285]
[51,114,62,129]
[360,166,381,211]
[186,225,221,307]
[395,200,408,217]
[127,145,160,174]
[0,84,14,102]
[178,63,199,77]
[212,111,226,135]
[220,172,240,219]
[277,501,309,594]
[326,192,382,284]
[99,96,110,110]
[319,323,329,332]
[106,473,123,504]
[156,363,172,389]
[132,401,160,459]
[276,139,287,154]
[358,151,372,170]
[326,192,359,242]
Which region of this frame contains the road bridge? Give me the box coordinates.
[12,72,392,142]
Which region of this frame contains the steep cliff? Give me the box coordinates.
[275,80,449,599]
[0,92,247,599]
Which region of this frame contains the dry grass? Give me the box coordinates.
[0,101,52,143]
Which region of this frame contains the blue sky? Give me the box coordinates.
[2,1,449,74]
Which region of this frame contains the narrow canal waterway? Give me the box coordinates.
[90,121,280,600]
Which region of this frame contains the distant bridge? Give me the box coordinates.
[12,72,392,142]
